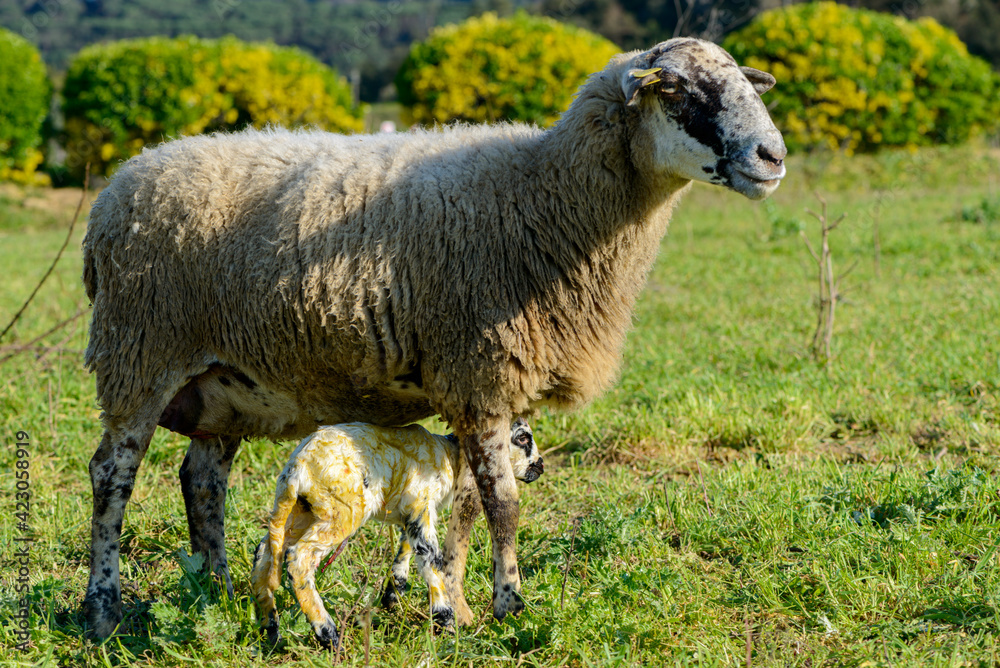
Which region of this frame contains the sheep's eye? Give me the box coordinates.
[661,82,682,95]
[514,434,531,446]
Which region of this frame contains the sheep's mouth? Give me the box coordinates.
[724,162,785,200]
[522,460,544,483]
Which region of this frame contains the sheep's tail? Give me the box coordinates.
[266,480,300,591]
[82,241,97,304]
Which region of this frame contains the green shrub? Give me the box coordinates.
[395,11,620,127]
[723,2,1000,153]
[0,28,51,185]
[62,36,363,179]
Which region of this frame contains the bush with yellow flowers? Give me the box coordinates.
[62,36,362,180]
[0,27,51,185]
[396,12,620,127]
[723,2,1000,153]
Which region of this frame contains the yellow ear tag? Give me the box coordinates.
[631,67,662,79]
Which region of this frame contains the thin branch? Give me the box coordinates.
[695,460,713,516]
[0,309,88,365]
[0,166,89,344]
[559,517,582,611]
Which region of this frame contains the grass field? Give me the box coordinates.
[1,141,998,667]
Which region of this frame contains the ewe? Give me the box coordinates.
[250,419,542,648]
[81,37,786,637]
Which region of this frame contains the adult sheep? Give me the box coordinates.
[82,37,786,638]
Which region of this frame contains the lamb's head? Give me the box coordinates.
[508,418,543,483]
[620,38,786,200]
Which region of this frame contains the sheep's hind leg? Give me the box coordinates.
[441,462,482,625]
[381,531,413,610]
[84,421,157,638]
[461,416,524,622]
[179,435,241,596]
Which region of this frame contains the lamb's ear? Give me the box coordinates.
[741,66,776,95]
[622,66,662,107]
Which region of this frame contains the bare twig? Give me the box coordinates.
[0,165,89,345]
[873,198,882,277]
[745,616,753,667]
[672,0,697,37]
[695,460,712,516]
[559,517,582,611]
[0,309,88,365]
[801,193,849,363]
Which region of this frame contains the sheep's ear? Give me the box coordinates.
[741,66,776,95]
[622,66,662,107]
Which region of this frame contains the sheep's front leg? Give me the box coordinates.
[442,459,482,625]
[461,415,524,622]
[84,422,156,638]
[381,532,413,610]
[179,435,241,596]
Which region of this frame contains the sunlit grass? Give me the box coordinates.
[1,141,998,666]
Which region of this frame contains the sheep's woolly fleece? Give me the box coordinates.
[85,93,684,437]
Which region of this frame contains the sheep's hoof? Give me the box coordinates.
[492,589,525,622]
[314,620,340,650]
[83,590,122,639]
[451,596,475,626]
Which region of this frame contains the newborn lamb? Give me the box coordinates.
[250,419,543,647]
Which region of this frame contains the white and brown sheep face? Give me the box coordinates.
[622,38,786,200]
[508,417,543,483]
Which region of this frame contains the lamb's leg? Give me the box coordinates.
[179,435,241,596]
[250,536,281,645]
[441,462,482,625]
[381,532,413,610]
[404,510,453,630]
[250,504,315,644]
[462,416,524,622]
[286,521,349,649]
[84,422,156,638]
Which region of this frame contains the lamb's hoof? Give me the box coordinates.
[431,607,455,634]
[262,622,281,646]
[492,589,525,622]
[315,620,340,650]
[380,578,408,610]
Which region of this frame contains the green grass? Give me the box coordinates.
[1,141,999,666]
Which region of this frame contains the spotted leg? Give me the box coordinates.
[84,421,156,638]
[441,458,483,625]
[381,531,413,610]
[402,505,453,630]
[179,435,242,596]
[460,414,524,622]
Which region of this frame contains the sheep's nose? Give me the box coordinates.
[535,457,544,473]
[757,135,787,167]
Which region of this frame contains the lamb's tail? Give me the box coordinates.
[266,480,300,591]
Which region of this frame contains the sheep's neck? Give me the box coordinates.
[513,112,689,408]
